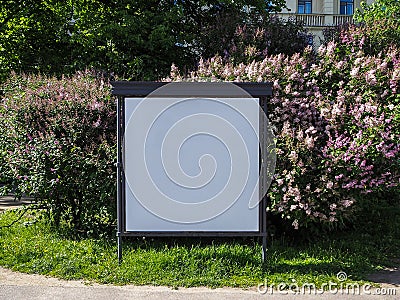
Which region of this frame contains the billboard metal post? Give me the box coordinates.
[116,95,123,264]
[260,96,268,262]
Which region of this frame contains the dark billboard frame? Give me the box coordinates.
[111,81,272,263]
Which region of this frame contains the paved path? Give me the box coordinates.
[0,195,33,212]
[0,267,398,300]
[367,260,400,286]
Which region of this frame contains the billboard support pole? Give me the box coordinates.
[116,95,123,264]
[260,96,268,262]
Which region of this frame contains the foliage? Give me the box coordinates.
[321,23,352,47]
[0,71,116,235]
[323,0,400,55]
[200,14,312,65]
[1,4,398,236]
[1,205,399,286]
[0,0,287,82]
[355,0,400,23]
[322,21,400,57]
[0,1,67,80]
[169,31,400,232]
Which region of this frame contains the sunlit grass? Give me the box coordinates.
[0,205,399,288]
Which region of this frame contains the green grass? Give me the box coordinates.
[0,205,399,288]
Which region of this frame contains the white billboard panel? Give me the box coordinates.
[124,97,260,231]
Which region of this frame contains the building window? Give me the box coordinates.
[297,0,312,14]
[298,0,312,14]
[340,0,354,15]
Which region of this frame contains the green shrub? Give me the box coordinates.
[2,16,398,238]
[0,1,288,82]
[169,26,400,234]
[0,71,116,235]
[199,13,312,64]
[355,0,400,24]
[323,0,400,56]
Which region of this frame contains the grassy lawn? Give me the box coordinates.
[0,205,399,288]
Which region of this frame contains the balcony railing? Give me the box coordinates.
[332,15,354,26]
[296,14,326,27]
[279,13,355,27]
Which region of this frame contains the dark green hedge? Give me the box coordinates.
[0,0,306,82]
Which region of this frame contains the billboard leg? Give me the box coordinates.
[117,232,123,264]
[262,234,267,262]
[116,95,123,265]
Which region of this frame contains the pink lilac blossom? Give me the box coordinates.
[167,39,399,229]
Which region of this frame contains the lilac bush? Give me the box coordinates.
[0,71,116,235]
[168,37,400,231]
[0,21,398,235]
[201,15,311,65]
[323,19,400,57]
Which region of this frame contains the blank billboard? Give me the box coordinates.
[123,96,260,232]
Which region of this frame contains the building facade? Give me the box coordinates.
[278,0,375,46]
